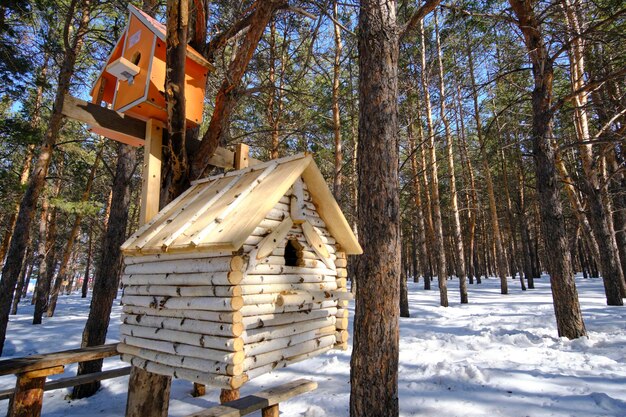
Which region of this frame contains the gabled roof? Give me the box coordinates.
[122,153,362,256]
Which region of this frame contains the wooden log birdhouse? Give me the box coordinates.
[119,153,362,390]
[89,4,213,145]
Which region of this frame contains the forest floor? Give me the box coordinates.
[1,275,625,417]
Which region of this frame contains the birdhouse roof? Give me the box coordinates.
[89,5,213,100]
[121,153,362,256]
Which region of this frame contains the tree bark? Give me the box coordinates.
[332,0,343,199]
[509,0,587,338]
[0,0,89,355]
[72,143,136,399]
[419,18,448,306]
[350,1,400,416]
[81,224,93,298]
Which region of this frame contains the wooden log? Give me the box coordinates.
[120,335,244,365]
[7,366,65,417]
[245,345,333,380]
[123,285,241,298]
[257,257,324,269]
[256,217,293,260]
[262,404,279,417]
[192,383,206,398]
[122,355,246,390]
[239,302,322,317]
[335,251,346,260]
[335,317,349,330]
[122,314,243,338]
[124,251,236,265]
[122,271,243,286]
[290,179,306,224]
[336,269,347,278]
[244,326,336,358]
[242,316,336,344]
[337,299,349,308]
[121,324,243,351]
[121,295,244,311]
[239,281,338,296]
[220,388,240,404]
[301,221,330,261]
[247,264,337,276]
[276,290,351,307]
[124,257,244,275]
[242,308,337,330]
[241,293,278,306]
[336,278,347,288]
[335,308,348,319]
[122,305,242,324]
[241,273,334,285]
[244,335,336,370]
[118,344,242,376]
[335,259,348,268]
[0,344,119,376]
[335,331,348,344]
[334,342,348,351]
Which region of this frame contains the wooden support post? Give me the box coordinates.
[126,119,170,417]
[140,119,163,225]
[125,367,171,417]
[220,388,240,404]
[8,366,64,417]
[192,383,206,397]
[234,144,249,170]
[262,404,279,417]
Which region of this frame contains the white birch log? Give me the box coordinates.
[122,354,247,389]
[242,316,336,344]
[241,293,278,306]
[244,335,336,370]
[335,317,349,330]
[335,308,348,319]
[121,295,243,311]
[124,256,245,275]
[335,331,348,344]
[335,251,346,260]
[239,281,338,295]
[122,305,242,324]
[248,264,337,276]
[118,343,243,376]
[123,285,240,297]
[239,302,321,317]
[123,314,243,337]
[335,258,348,268]
[241,273,334,285]
[120,334,244,364]
[276,290,350,307]
[124,251,235,265]
[121,324,244,351]
[256,217,294,260]
[245,345,334,380]
[336,278,347,288]
[121,271,243,286]
[242,308,337,330]
[243,325,336,357]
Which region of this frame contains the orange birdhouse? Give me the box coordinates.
[90,5,213,145]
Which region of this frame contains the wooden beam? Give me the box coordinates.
[188,379,317,417]
[140,119,163,225]
[0,344,119,377]
[234,144,249,170]
[61,95,146,146]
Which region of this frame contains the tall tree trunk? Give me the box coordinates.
[350,1,400,416]
[0,0,90,355]
[419,18,448,306]
[467,41,508,295]
[332,0,343,199]
[435,9,467,303]
[81,224,93,298]
[192,0,286,178]
[47,148,102,316]
[33,161,63,325]
[509,0,587,338]
[516,154,535,289]
[10,247,32,315]
[73,143,136,399]
[562,0,624,304]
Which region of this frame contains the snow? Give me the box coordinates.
[2,276,626,417]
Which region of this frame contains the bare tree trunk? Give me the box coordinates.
[10,248,32,315]
[0,0,90,354]
[332,0,343,199]
[73,143,136,399]
[435,9,467,303]
[47,148,102,316]
[350,1,400,415]
[509,0,587,338]
[467,41,508,295]
[419,18,448,306]
[81,225,93,298]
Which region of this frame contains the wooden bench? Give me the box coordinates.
[186,379,318,417]
[0,343,129,417]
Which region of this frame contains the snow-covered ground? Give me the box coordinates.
[2,276,625,417]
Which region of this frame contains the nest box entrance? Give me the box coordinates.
[89,5,214,145]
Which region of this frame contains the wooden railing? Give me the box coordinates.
[0,344,317,417]
[185,379,317,417]
[0,343,130,417]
